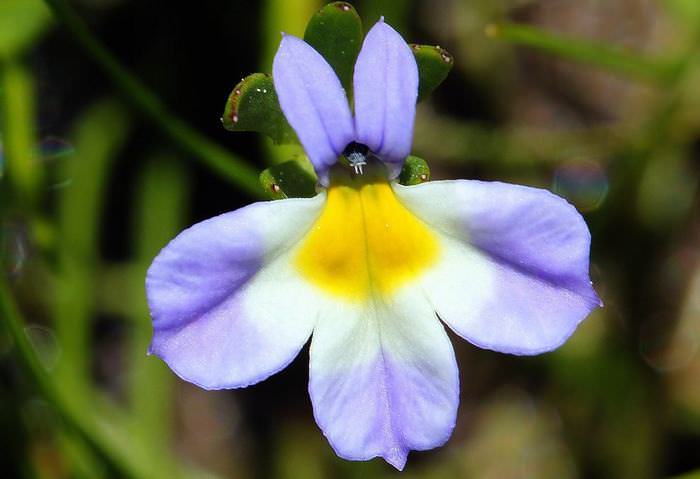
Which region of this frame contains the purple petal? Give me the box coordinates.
[394,180,601,355]
[353,20,418,176]
[273,35,355,184]
[309,290,459,469]
[146,195,325,389]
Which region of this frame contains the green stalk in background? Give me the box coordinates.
[486,22,682,84]
[0,59,42,209]
[260,0,320,69]
[53,100,129,399]
[360,0,412,35]
[675,471,700,479]
[127,153,188,475]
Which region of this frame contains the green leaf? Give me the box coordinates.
[399,155,431,185]
[304,1,363,93]
[222,73,298,145]
[259,158,318,199]
[412,44,454,101]
[0,0,51,59]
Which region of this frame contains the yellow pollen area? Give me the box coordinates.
[295,171,439,302]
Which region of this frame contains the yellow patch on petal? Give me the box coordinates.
[295,171,439,301]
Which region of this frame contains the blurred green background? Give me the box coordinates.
[3,0,700,477]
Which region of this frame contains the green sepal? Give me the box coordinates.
[304,2,363,93]
[399,155,431,185]
[222,73,298,145]
[259,158,318,200]
[412,44,454,101]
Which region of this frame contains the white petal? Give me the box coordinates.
[394,180,600,355]
[309,287,459,470]
[147,194,326,389]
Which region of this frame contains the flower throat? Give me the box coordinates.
[343,142,370,175]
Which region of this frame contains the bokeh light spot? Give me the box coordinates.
[552,160,609,212]
[1,221,29,278]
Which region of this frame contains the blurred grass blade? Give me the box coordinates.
[486,22,682,83]
[0,59,42,206]
[259,158,317,199]
[674,469,700,479]
[54,100,129,396]
[304,2,363,93]
[52,105,195,477]
[412,44,454,101]
[222,73,298,145]
[261,0,320,70]
[58,429,109,479]
[0,0,51,59]
[41,0,262,197]
[127,153,187,475]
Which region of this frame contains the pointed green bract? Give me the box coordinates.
[304,2,363,93]
[259,158,318,200]
[222,73,298,145]
[412,44,454,101]
[399,155,431,185]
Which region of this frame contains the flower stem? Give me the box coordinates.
[41,0,263,197]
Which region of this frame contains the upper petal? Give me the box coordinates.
[308,287,459,470]
[273,34,355,184]
[394,180,601,355]
[353,20,418,175]
[146,195,325,389]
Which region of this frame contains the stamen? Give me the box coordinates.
[347,152,366,175]
[343,142,370,176]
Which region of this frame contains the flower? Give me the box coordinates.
[146,19,600,470]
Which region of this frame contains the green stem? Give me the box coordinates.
[487,22,682,84]
[41,0,262,197]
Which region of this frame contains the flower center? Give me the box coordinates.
[343,142,370,175]
[295,169,440,302]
